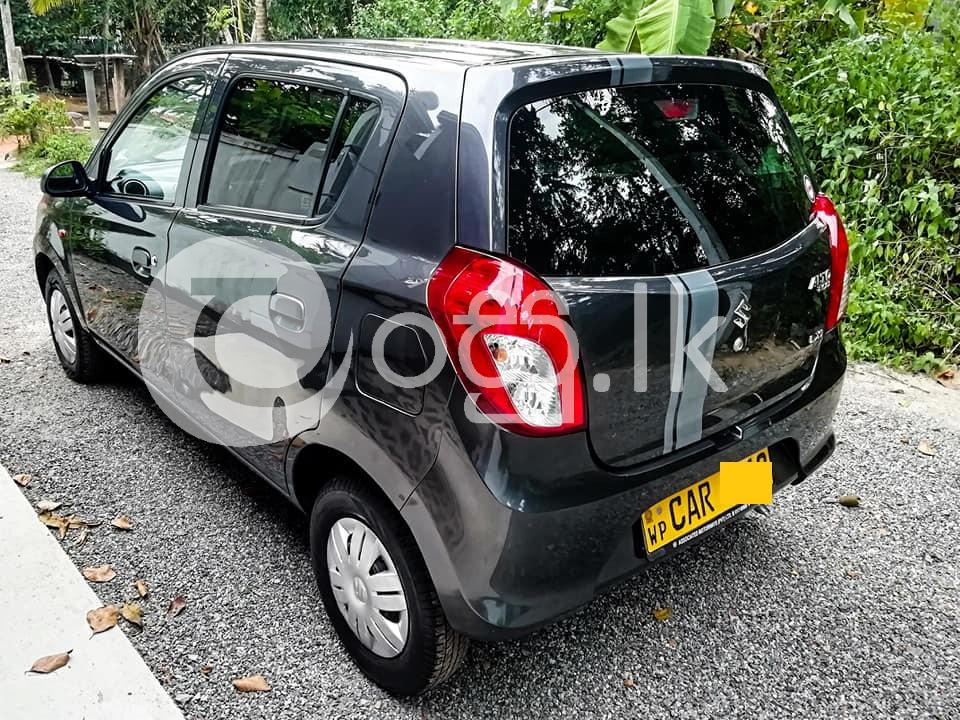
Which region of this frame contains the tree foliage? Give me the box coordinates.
[597,0,715,55]
[13,0,234,80]
[350,0,618,45]
[8,0,100,58]
[767,9,960,366]
[350,0,452,38]
[270,0,356,38]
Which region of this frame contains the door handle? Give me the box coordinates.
[269,293,305,332]
[131,246,157,278]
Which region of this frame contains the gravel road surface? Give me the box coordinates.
[1,167,958,719]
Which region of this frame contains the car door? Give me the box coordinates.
[162,54,405,487]
[61,54,225,371]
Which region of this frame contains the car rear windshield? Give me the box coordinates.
[507,83,814,277]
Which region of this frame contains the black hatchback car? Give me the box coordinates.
[34,39,847,694]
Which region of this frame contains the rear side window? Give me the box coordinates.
[507,84,813,277]
[206,78,378,217]
[317,97,380,215]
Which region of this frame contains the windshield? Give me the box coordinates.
[507,83,814,277]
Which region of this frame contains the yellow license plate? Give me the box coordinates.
[641,448,773,554]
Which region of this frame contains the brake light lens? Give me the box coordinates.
[654,98,699,120]
[426,246,586,436]
[812,194,849,330]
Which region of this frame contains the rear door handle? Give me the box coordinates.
[269,293,305,332]
[131,246,157,278]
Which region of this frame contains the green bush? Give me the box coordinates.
[448,0,549,42]
[350,0,452,38]
[548,0,621,48]
[0,92,70,146]
[13,130,92,176]
[767,16,960,367]
[350,0,614,47]
[270,0,354,38]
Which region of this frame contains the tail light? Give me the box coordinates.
[813,194,850,330]
[426,246,586,436]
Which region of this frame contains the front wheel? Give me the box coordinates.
[44,271,104,383]
[309,477,468,695]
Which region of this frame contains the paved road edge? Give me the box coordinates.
[0,463,185,720]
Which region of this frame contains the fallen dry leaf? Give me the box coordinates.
[134,579,149,598]
[623,675,635,688]
[845,568,862,579]
[918,440,937,457]
[35,499,62,513]
[86,308,97,322]
[166,595,187,619]
[232,675,270,693]
[82,564,116,583]
[28,650,71,674]
[121,602,143,628]
[13,473,32,487]
[838,494,860,508]
[111,515,133,531]
[73,528,89,547]
[652,607,673,622]
[38,512,69,539]
[87,605,119,634]
[935,369,959,390]
[65,515,92,529]
[200,665,213,675]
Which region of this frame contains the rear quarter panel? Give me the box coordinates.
[286,60,466,509]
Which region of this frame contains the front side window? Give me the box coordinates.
[206,78,345,216]
[105,76,209,201]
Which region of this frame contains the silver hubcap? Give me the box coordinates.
[48,289,77,364]
[327,517,409,658]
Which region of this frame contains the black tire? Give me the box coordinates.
[310,477,468,695]
[44,271,104,383]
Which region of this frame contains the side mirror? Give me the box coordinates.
[41,160,90,198]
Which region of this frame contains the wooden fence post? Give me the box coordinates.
[79,63,99,141]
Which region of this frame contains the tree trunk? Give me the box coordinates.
[235,0,245,41]
[126,1,166,85]
[43,57,55,90]
[1,0,23,93]
[251,0,269,42]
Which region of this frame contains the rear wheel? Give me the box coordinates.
[44,271,104,383]
[309,477,468,695]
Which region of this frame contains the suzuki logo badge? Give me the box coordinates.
[732,297,751,352]
[353,576,367,603]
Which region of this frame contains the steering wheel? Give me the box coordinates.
[110,169,164,200]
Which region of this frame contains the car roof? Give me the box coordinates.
[215,38,608,69]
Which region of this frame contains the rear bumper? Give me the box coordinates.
[401,332,846,640]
